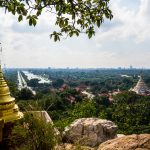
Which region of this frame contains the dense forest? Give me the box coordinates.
[3,68,150,135]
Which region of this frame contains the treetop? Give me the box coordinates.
[0,0,113,41]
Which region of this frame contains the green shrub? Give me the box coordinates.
[8,113,58,150]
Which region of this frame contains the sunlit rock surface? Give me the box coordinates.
[98,134,150,150]
[55,143,95,150]
[63,118,117,147]
[28,111,53,123]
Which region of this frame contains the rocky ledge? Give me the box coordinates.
[98,134,150,150]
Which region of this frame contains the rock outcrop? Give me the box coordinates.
[98,134,150,150]
[55,143,95,150]
[28,111,53,123]
[63,118,117,147]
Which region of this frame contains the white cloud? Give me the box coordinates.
[0,0,150,68]
[96,0,150,43]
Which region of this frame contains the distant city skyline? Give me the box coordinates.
[0,0,150,68]
[3,66,150,70]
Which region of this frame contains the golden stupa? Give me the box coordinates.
[0,65,23,122]
[0,65,23,140]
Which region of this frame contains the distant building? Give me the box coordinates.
[76,84,87,91]
[130,75,150,95]
[82,91,95,99]
[59,84,69,91]
[130,65,133,69]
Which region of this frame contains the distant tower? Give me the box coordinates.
[0,43,23,141]
[130,65,133,70]
[3,64,7,74]
[0,43,2,65]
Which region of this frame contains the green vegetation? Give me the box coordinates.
[110,92,150,134]
[17,88,34,100]
[0,0,113,41]
[15,91,150,135]
[20,68,150,94]
[7,113,57,150]
[4,68,150,141]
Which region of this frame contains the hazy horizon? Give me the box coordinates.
[3,66,150,70]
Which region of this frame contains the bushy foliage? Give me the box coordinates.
[16,89,150,135]
[17,88,34,100]
[8,113,58,150]
[102,92,150,134]
[70,99,97,119]
[27,79,40,87]
[52,79,64,88]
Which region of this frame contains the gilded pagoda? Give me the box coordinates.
[0,65,23,141]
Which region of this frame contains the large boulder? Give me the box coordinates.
[98,134,150,150]
[63,118,117,147]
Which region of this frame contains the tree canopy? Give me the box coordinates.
[0,0,113,41]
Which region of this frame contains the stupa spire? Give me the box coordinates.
[0,65,23,123]
[0,43,23,126]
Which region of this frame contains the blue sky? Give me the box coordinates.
[0,0,150,68]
